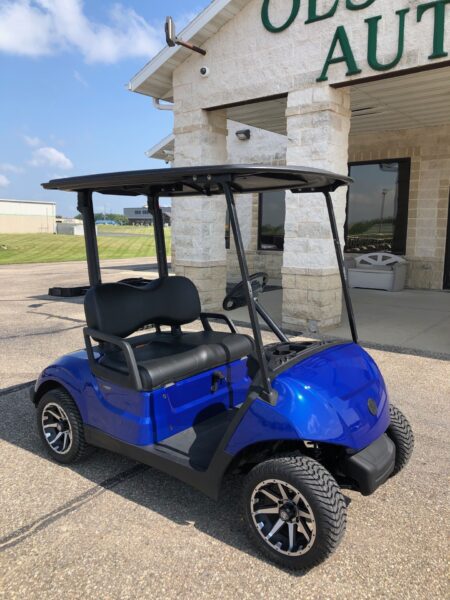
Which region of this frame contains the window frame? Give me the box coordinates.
[345,157,411,255]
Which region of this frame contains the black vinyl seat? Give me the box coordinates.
[99,330,253,389]
[84,277,253,390]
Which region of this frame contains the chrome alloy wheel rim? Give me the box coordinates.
[41,403,73,455]
[250,479,317,556]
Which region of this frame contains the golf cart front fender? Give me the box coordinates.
[226,343,390,455]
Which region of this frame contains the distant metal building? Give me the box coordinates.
[124,206,171,226]
[56,222,84,236]
[124,206,153,225]
[0,199,56,234]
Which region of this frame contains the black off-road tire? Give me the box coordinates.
[386,404,414,476]
[37,388,93,464]
[242,454,347,571]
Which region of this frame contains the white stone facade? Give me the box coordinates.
[133,0,450,323]
[282,86,351,329]
[172,0,446,110]
[172,109,228,310]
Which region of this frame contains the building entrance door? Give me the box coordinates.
[444,189,450,290]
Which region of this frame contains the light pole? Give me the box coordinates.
[379,188,388,235]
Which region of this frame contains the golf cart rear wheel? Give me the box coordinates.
[37,389,92,464]
[386,404,414,476]
[242,455,346,570]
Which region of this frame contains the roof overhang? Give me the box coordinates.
[346,65,450,134]
[146,133,175,162]
[128,0,249,100]
[197,65,450,136]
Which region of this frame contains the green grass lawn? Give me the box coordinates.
[0,228,171,265]
[97,224,154,235]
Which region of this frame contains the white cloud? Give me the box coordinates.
[30,147,73,170]
[0,0,162,63]
[0,162,24,173]
[0,1,53,57]
[0,174,10,188]
[23,135,42,147]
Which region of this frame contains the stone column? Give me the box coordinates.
[282,86,351,331]
[172,108,228,310]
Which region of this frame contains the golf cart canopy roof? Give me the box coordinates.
[42,165,351,197]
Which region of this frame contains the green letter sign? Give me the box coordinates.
[346,0,376,9]
[365,9,410,71]
[306,0,339,24]
[317,25,361,81]
[261,0,301,33]
[417,0,449,58]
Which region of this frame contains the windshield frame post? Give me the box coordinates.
[222,181,276,404]
[254,302,289,343]
[324,191,358,343]
[147,193,169,278]
[77,189,101,286]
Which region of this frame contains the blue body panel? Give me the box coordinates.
[151,359,250,442]
[35,342,389,454]
[35,351,250,446]
[226,343,390,454]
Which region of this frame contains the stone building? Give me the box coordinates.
[129,0,450,331]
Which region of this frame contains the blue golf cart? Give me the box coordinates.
[33,166,413,570]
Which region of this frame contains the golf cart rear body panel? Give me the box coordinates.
[35,352,249,447]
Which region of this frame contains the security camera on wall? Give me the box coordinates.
[200,66,210,77]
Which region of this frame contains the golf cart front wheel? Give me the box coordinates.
[242,455,347,570]
[386,404,414,476]
[37,388,92,464]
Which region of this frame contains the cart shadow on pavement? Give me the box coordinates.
[28,294,85,305]
[0,383,338,575]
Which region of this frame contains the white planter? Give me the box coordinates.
[347,253,407,292]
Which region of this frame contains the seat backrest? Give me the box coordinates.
[84,276,201,338]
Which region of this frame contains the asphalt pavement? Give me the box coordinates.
[0,259,448,599]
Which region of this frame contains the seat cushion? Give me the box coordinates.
[99,331,253,389]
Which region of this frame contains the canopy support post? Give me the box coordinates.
[77,190,101,287]
[324,191,358,344]
[222,181,276,404]
[148,194,168,278]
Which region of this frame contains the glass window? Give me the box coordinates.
[258,191,285,251]
[345,159,410,254]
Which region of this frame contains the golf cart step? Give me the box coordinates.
[154,407,239,471]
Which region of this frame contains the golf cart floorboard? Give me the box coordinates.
[154,407,239,471]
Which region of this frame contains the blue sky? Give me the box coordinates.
[0,0,211,216]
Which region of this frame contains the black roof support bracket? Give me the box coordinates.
[77,190,101,287]
[147,193,169,279]
[324,191,358,344]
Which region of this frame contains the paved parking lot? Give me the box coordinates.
[1,260,449,599]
